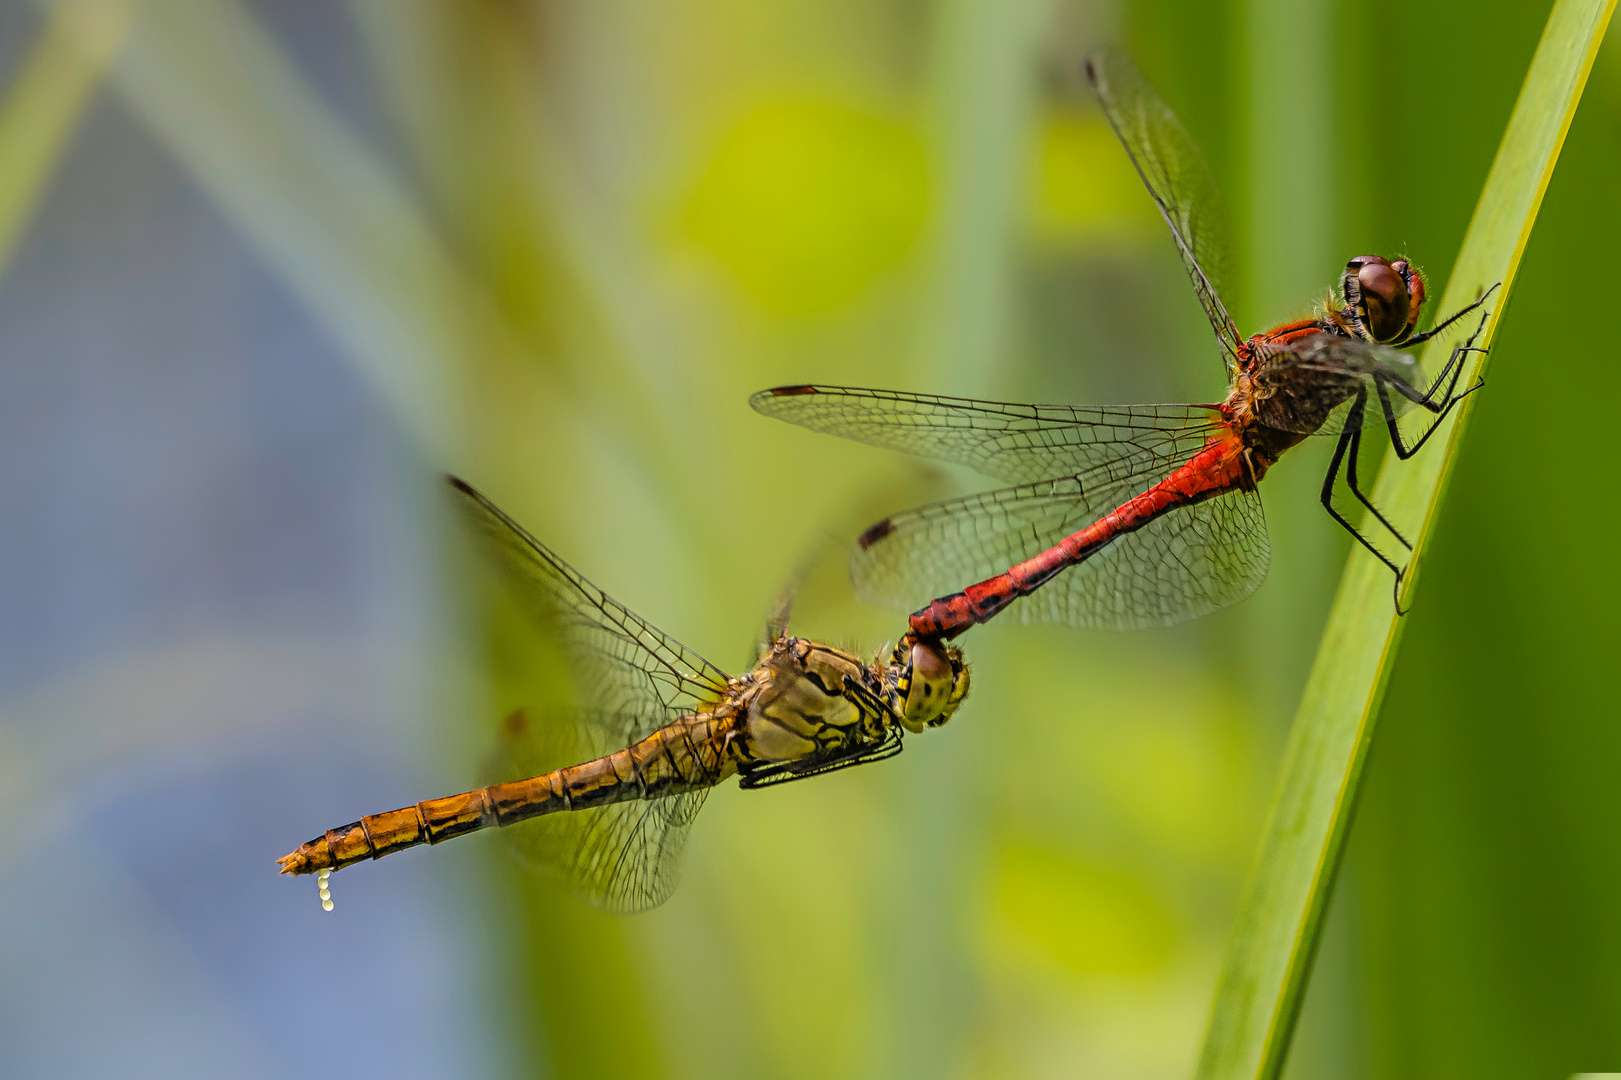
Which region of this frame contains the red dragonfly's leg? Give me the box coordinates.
[1375,307,1492,459]
[1324,301,1490,613]
[1320,388,1407,582]
[1401,281,1500,349]
[1341,407,1409,548]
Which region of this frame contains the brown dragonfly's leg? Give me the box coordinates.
[738,730,904,789]
[1400,281,1499,349]
[1320,388,1405,582]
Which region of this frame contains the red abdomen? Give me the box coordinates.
[910,430,1250,638]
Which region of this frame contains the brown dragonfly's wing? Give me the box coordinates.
[751,385,1223,485]
[448,476,733,718]
[482,707,708,914]
[1085,48,1244,376]
[448,476,731,911]
[1250,336,1431,437]
[853,462,1269,631]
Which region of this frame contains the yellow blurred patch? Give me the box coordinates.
[682,99,928,317]
[986,840,1178,980]
[1087,713,1251,862]
[1027,111,1157,243]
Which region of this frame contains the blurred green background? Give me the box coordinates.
[1,0,1617,1077]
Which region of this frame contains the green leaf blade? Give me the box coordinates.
[1194,2,1618,1078]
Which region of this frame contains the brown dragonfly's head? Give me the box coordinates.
[1341,255,1427,345]
[886,634,970,733]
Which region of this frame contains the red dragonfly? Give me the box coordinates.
[752,49,1496,640]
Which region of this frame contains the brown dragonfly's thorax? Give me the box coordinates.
[738,637,891,765]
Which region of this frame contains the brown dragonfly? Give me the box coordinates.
[752,49,1495,638]
[278,476,970,913]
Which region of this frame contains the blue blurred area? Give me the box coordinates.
[0,4,498,1077]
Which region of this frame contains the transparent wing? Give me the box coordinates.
[853,463,1269,631]
[1251,336,1429,436]
[751,385,1225,485]
[449,476,731,911]
[448,476,733,719]
[483,707,709,914]
[1085,48,1244,374]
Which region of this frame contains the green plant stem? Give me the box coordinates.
[1194,1,1617,1077]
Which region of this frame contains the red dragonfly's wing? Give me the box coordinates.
[1086,48,1244,376]
[1250,335,1435,436]
[751,388,1267,629]
[852,461,1268,631]
[750,384,1223,485]
[448,476,731,912]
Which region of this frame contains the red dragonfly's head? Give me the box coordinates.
[1341,255,1427,345]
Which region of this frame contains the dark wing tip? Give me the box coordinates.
[858,518,897,549]
[499,707,531,741]
[749,386,819,414]
[1082,46,1120,89]
[444,474,476,497]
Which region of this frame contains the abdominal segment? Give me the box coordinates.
[277,713,737,875]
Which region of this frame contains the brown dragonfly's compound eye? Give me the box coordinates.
[1355,258,1411,343]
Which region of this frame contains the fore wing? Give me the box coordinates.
[751,385,1224,485]
[447,476,731,911]
[449,476,732,718]
[1085,48,1244,375]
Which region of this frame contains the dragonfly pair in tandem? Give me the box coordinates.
[278,476,971,913]
[281,49,1495,912]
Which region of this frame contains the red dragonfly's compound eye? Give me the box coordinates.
[1348,255,1411,343]
[1391,258,1426,333]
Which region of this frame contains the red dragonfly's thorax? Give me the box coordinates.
[1223,257,1431,459]
[1223,306,1364,473]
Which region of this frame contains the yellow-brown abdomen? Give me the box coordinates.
[277,713,738,876]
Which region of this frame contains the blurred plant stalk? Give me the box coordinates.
[0,0,129,276]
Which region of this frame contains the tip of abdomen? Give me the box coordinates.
[277,841,324,875]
